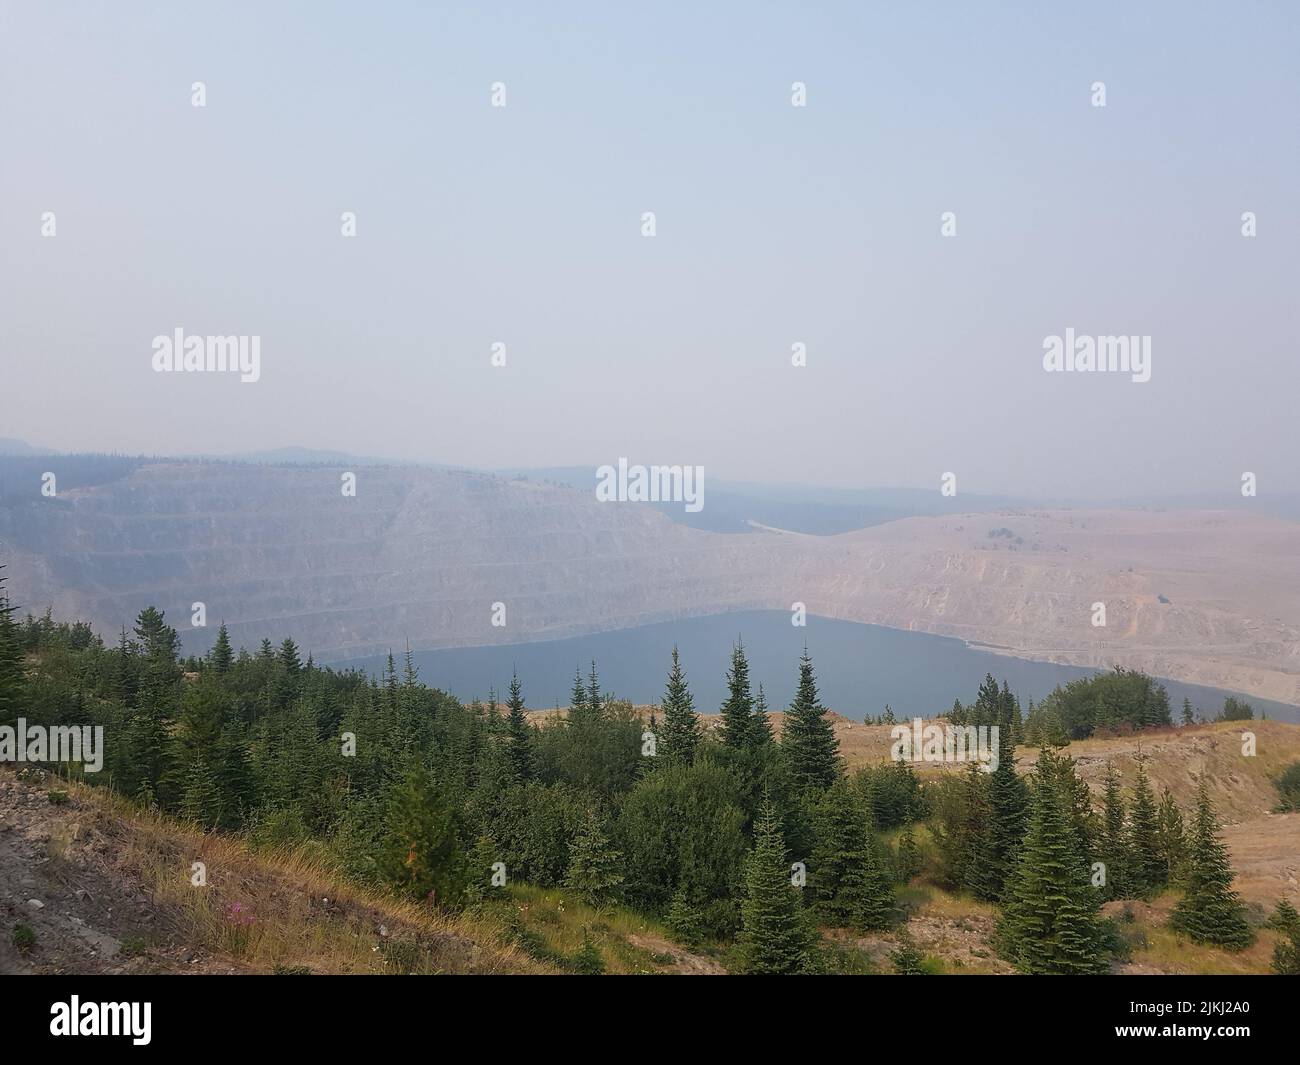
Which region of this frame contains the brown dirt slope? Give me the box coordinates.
[0,767,544,975]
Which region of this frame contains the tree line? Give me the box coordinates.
[0,564,1294,975]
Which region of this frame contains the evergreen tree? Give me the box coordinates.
[665,889,705,948]
[586,661,603,721]
[659,646,701,767]
[572,928,605,975]
[463,835,506,910]
[895,824,921,883]
[504,671,534,784]
[810,778,893,931]
[1155,787,1186,885]
[966,701,1028,901]
[1126,757,1163,896]
[178,754,221,827]
[782,650,841,794]
[737,798,816,975]
[0,566,23,727]
[1099,761,1130,899]
[1170,780,1252,948]
[376,768,467,907]
[567,665,592,728]
[999,750,1107,974]
[210,622,233,674]
[1273,923,1300,975]
[1268,899,1300,975]
[278,638,302,674]
[751,682,774,747]
[1181,697,1195,727]
[719,642,756,750]
[565,812,624,906]
[127,607,180,803]
[889,928,926,975]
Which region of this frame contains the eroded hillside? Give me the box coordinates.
[4,462,1299,704]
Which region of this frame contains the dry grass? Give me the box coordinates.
[54,779,548,975]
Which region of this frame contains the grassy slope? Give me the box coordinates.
[6,716,1296,975]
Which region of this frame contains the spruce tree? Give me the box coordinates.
[1099,761,1130,899]
[0,566,22,728]
[751,682,774,747]
[1126,757,1162,896]
[889,928,926,975]
[567,665,591,728]
[1181,697,1195,727]
[586,660,603,721]
[278,638,302,673]
[720,642,756,750]
[966,701,1028,901]
[810,779,893,931]
[210,622,233,674]
[895,824,921,883]
[999,750,1107,974]
[376,767,466,906]
[782,650,841,794]
[737,798,816,974]
[504,671,534,784]
[1170,781,1252,948]
[463,835,506,910]
[1155,787,1186,885]
[178,755,221,827]
[659,646,701,767]
[565,812,624,906]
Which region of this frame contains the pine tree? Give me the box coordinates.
[1126,757,1162,896]
[565,813,624,906]
[1181,697,1194,727]
[278,638,302,674]
[999,749,1107,974]
[127,607,180,804]
[966,701,1028,901]
[0,565,23,728]
[889,928,926,974]
[1273,924,1300,975]
[810,779,893,931]
[782,650,841,794]
[720,642,756,750]
[1170,781,1252,949]
[895,824,921,883]
[572,928,605,975]
[751,682,774,747]
[1155,786,1186,885]
[1099,761,1130,899]
[178,755,221,827]
[1268,899,1300,975]
[665,890,705,948]
[586,661,603,721]
[210,622,233,673]
[737,798,816,974]
[567,666,591,728]
[504,671,534,784]
[463,835,506,910]
[659,647,701,767]
[376,768,466,907]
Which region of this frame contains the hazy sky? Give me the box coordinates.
[3,1,1297,498]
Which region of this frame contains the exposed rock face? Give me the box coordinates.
[3,462,1299,704]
